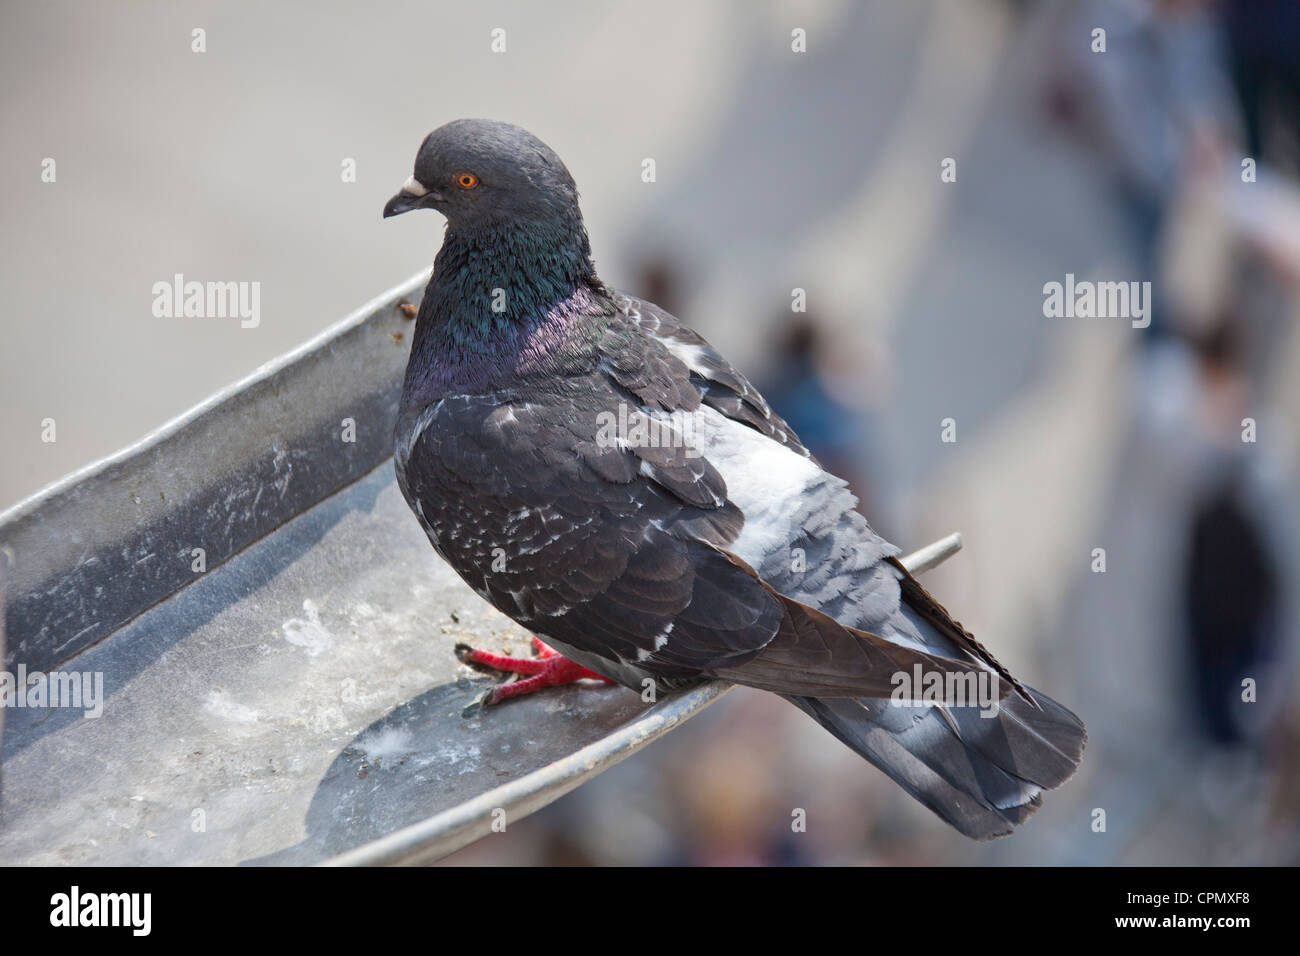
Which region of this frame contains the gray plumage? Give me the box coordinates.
[385,119,1086,840]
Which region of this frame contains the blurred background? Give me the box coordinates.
[3,0,1298,864]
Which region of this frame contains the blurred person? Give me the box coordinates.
[1221,0,1300,177]
[756,314,875,513]
[1183,472,1280,748]
[1170,309,1298,828]
[1043,0,1241,340]
[658,694,811,866]
[1180,319,1286,750]
[630,250,689,321]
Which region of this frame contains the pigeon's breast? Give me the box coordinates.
[394,395,535,584]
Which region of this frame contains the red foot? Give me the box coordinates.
[455,637,615,706]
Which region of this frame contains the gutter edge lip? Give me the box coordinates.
[0,269,430,531]
[320,681,734,867]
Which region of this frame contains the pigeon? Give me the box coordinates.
[383,118,1086,840]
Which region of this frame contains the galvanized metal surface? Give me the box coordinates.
[0,272,430,675]
[324,535,961,867]
[0,270,962,866]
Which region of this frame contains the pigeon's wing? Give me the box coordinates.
[398,383,777,686]
[614,292,812,458]
[611,295,904,630]
[599,296,1084,836]
[608,293,1028,694]
[397,361,987,696]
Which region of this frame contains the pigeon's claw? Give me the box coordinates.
[454,642,547,676]
[455,639,615,711]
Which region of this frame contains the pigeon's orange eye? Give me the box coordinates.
[456,172,479,189]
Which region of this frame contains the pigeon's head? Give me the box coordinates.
[383,119,582,231]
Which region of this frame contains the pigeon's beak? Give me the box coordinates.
[383,190,421,218]
[383,175,442,218]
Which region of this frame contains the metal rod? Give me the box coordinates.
[899,531,962,576]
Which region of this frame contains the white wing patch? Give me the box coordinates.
[662,339,710,375]
[658,405,828,567]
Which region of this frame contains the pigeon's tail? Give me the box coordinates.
[784,686,1087,840]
